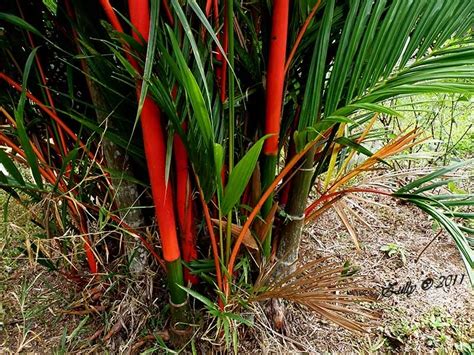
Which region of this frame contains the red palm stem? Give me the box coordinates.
[128,0,181,263]
[205,0,212,16]
[174,127,199,284]
[263,0,290,156]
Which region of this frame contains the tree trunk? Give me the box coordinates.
[71,2,148,276]
[86,78,148,276]
[275,145,317,277]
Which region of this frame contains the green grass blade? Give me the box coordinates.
[334,137,374,159]
[0,149,25,186]
[177,285,217,311]
[334,103,402,118]
[0,13,41,36]
[165,26,214,146]
[408,198,474,284]
[15,47,43,189]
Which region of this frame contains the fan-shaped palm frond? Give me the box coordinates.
[252,257,377,333]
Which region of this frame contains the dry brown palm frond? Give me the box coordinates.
[251,257,378,334]
[341,196,375,231]
[333,201,360,251]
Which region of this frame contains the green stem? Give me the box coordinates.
[276,145,317,275]
[167,260,191,335]
[227,0,235,171]
[225,0,235,264]
[261,154,278,257]
[219,209,225,261]
[166,258,187,306]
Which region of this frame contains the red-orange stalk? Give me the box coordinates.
[219,6,229,103]
[263,0,290,156]
[127,0,186,305]
[100,0,183,266]
[137,99,181,262]
[174,125,198,285]
[260,0,290,256]
[205,0,212,16]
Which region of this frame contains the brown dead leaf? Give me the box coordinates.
[210,218,258,250]
[103,319,124,342]
[333,201,360,251]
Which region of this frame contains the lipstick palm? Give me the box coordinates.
[0,0,473,345]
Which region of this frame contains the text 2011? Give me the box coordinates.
[381,274,465,298]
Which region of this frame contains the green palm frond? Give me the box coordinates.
[394,160,474,283]
[294,0,473,139]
